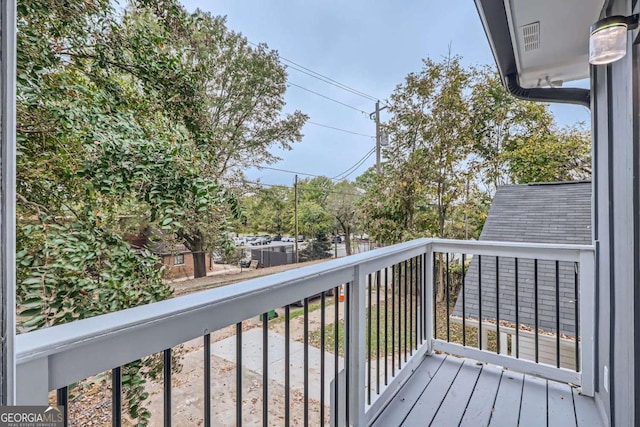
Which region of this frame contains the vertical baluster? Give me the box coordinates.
[534,259,539,363]
[414,256,419,350]
[367,274,372,405]
[404,260,408,362]
[236,322,243,427]
[376,269,381,395]
[392,264,396,377]
[57,387,68,427]
[423,253,427,341]
[303,299,309,427]
[398,262,403,369]
[334,288,339,425]
[574,262,580,371]
[515,258,520,359]
[478,255,483,351]
[344,283,350,426]
[285,306,290,427]
[433,253,437,341]
[112,367,121,427]
[204,335,211,427]
[409,257,413,353]
[384,266,389,385]
[320,292,326,425]
[164,348,172,427]
[462,254,466,347]
[496,257,500,354]
[556,260,561,368]
[446,253,450,343]
[263,313,269,427]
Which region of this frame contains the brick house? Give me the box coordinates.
[124,231,215,280]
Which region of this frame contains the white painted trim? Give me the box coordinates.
[579,249,596,396]
[424,245,434,353]
[348,267,366,426]
[432,340,582,385]
[364,344,430,425]
[13,238,595,407]
[1,0,17,405]
[430,239,593,262]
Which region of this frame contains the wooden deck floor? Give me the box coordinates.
[371,353,604,427]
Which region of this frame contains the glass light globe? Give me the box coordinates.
[589,24,628,65]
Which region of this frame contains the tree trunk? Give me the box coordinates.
[345,226,352,256]
[192,251,207,278]
[436,253,445,302]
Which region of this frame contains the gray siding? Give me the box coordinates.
[452,182,591,337]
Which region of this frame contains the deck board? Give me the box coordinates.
[429,360,483,426]
[519,375,548,427]
[400,356,464,425]
[370,354,445,427]
[459,364,503,427]
[548,381,576,426]
[489,370,524,426]
[369,353,605,427]
[573,388,605,427]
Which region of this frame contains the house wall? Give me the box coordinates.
[161,252,214,280]
[592,0,639,424]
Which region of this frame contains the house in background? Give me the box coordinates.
[124,231,215,280]
[452,181,591,369]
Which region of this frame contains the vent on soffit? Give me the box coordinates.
[521,21,540,52]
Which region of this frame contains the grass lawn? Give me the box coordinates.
[308,292,499,358]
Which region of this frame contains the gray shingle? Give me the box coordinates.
[451,182,591,337]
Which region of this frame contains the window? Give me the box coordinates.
[174,254,185,265]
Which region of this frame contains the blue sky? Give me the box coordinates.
[182,0,591,186]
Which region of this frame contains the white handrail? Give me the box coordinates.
[14,238,596,409]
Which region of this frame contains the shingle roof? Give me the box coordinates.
[451,182,591,337]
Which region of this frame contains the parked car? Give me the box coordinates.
[251,237,269,246]
[282,236,295,242]
[261,234,273,244]
[272,234,282,242]
[331,235,343,244]
[232,237,246,246]
[297,235,304,242]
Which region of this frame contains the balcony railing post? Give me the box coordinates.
[579,249,596,396]
[347,265,366,426]
[424,243,434,353]
[15,357,48,405]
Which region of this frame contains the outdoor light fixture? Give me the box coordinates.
[589,14,639,65]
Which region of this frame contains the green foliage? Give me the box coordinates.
[16,0,306,423]
[298,232,332,262]
[358,56,590,246]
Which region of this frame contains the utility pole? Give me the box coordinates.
[370,101,388,174]
[294,174,299,263]
[375,101,381,174]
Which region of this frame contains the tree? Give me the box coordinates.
[382,55,473,242]
[242,185,293,234]
[327,181,360,255]
[100,5,307,277]
[298,232,332,262]
[468,69,590,191]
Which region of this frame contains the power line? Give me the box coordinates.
[307,121,374,138]
[245,180,362,197]
[332,148,376,180]
[257,165,332,180]
[288,82,368,115]
[247,40,379,101]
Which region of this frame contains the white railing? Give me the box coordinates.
[427,239,595,397]
[14,238,595,426]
